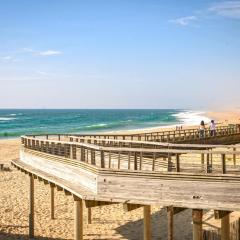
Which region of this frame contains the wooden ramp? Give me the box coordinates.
[11,128,240,240]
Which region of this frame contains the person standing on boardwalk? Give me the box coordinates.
[199,120,205,138]
[209,120,216,136]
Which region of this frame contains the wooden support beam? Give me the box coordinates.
[74,196,83,240]
[201,153,204,171]
[50,184,54,220]
[100,150,105,168]
[29,175,34,239]
[221,213,230,240]
[167,206,173,240]
[172,207,187,215]
[43,179,49,185]
[85,200,114,208]
[64,189,72,196]
[87,208,92,224]
[222,154,226,174]
[123,203,143,212]
[214,210,231,240]
[143,205,151,240]
[176,154,180,172]
[134,152,138,170]
[214,210,232,219]
[233,147,236,166]
[192,209,203,240]
[56,185,63,191]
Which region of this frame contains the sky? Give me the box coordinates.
[0,0,240,109]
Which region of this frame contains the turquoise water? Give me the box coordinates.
[0,109,200,138]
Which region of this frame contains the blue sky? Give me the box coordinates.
[0,0,240,109]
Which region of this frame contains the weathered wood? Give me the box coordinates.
[176,154,180,172]
[134,152,138,170]
[214,210,231,219]
[87,207,92,224]
[74,198,83,240]
[221,212,230,240]
[123,203,142,212]
[50,184,55,220]
[222,154,226,174]
[29,175,34,238]
[192,209,203,240]
[143,205,151,240]
[167,206,173,240]
[100,151,105,168]
[85,200,114,208]
[233,147,236,166]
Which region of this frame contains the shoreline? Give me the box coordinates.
[1,110,240,140]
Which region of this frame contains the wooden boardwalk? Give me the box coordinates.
[12,124,240,240]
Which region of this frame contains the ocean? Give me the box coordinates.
[0,109,210,138]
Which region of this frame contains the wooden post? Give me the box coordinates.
[70,144,73,159]
[176,154,180,172]
[233,147,236,166]
[206,154,212,173]
[128,152,131,170]
[81,147,85,162]
[167,206,174,240]
[50,184,54,219]
[91,150,95,165]
[140,152,143,170]
[167,154,172,172]
[143,205,151,240]
[100,151,105,168]
[201,153,204,171]
[221,213,230,240]
[192,209,203,240]
[87,208,92,224]
[134,152,138,170]
[74,197,83,240]
[152,153,156,171]
[222,154,226,174]
[29,174,34,239]
[118,152,121,169]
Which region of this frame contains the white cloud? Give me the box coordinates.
[209,1,240,19]
[22,48,62,56]
[37,50,62,56]
[169,16,197,26]
[1,56,20,62]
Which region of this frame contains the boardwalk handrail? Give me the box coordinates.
[21,135,240,175]
[25,124,240,143]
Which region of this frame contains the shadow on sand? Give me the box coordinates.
[115,208,192,240]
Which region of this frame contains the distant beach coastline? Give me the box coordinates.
[0,109,213,138]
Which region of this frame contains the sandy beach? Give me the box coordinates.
[1,110,240,239]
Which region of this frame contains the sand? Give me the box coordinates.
[1,110,240,239]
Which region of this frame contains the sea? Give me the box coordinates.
[0,109,210,139]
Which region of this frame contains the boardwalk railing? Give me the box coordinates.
[26,124,240,143]
[21,135,240,175]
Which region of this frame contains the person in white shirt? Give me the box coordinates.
[209,120,216,137]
